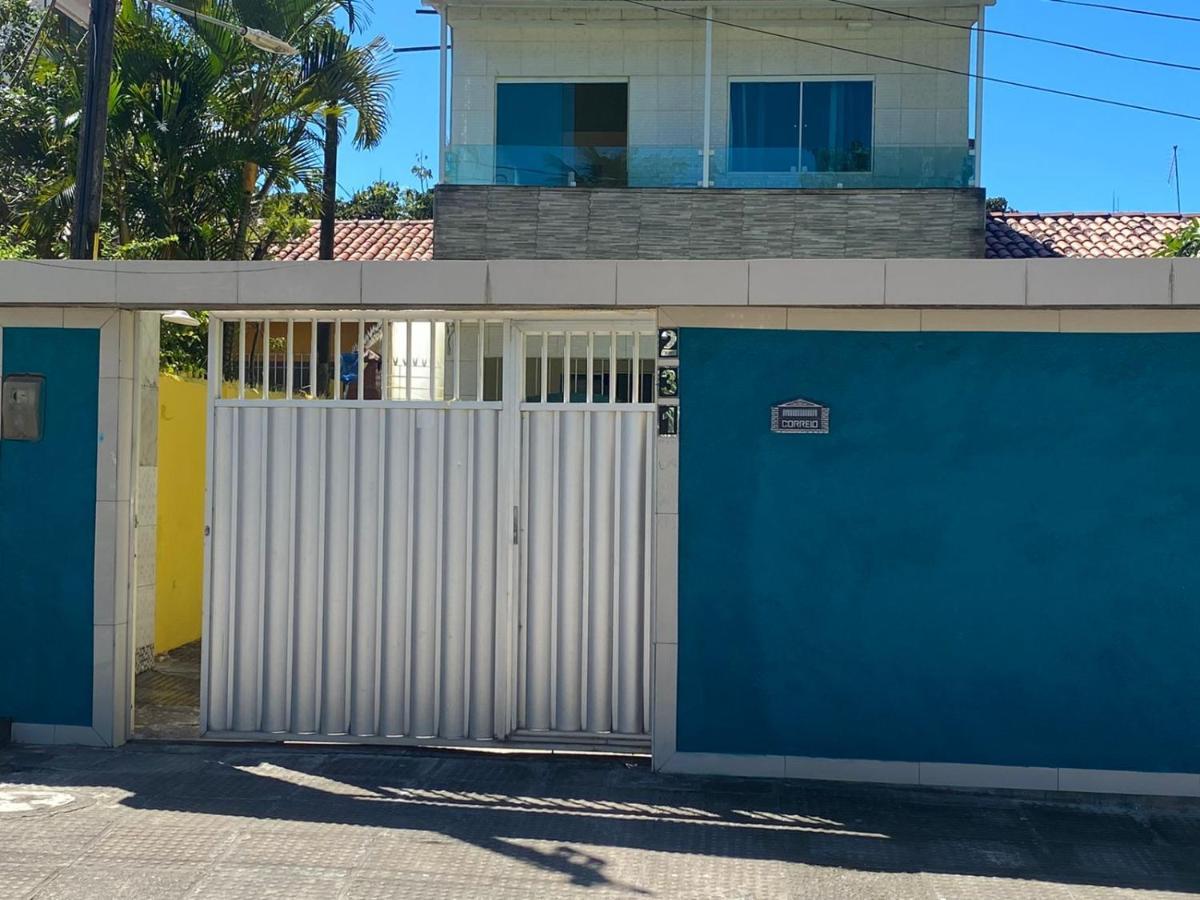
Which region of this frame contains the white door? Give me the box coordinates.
[512,324,656,743]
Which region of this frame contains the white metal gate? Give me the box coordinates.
[514,326,655,740]
[202,313,653,745]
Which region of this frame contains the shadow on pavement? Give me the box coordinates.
[3,741,1200,896]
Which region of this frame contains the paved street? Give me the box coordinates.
[1,742,1198,899]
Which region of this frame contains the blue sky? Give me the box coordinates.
[339,0,1200,213]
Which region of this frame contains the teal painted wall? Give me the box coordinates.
[0,327,100,727]
[678,328,1200,773]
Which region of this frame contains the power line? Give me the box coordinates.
[1048,0,1200,24]
[619,0,1200,123]
[823,0,1200,73]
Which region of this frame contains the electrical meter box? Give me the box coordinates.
[2,374,46,442]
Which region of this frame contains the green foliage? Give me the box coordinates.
[0,234,34,259]
[1155,218,1200,258]
[0,0,397,260]
[160,311,209,378]
[986,197,1013,213]
[338,156,435,220]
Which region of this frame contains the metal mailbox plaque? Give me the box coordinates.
[771,398,829,434]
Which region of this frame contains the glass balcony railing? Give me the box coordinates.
[444,144,976,190]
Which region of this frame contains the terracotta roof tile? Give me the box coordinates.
[986,212,1196,260]
[277,219,433,261]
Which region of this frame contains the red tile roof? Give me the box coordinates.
[277,219,433,261]
[987,212,1196,260]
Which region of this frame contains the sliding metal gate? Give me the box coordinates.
[202,314,654,745]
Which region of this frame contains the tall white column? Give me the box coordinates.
[701,5,713,188]
[439,13,448,185]
[973,4,986,187]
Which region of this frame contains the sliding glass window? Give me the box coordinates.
[729,80,873,173]
[495,82,628,187]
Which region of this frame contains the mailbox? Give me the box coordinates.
[2,374,46,441]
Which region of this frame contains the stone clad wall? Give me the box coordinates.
[433,186,986,259]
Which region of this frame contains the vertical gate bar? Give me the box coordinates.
[351,409,380,736]
[313,410,328,730]
[563,333,570,402]
[261,319,269,397]
[291,408,321,732]
[357,320,366,399]
[410,409,439,736]
[379,410,410,736]
[403,411,418,736]
[453,319,462,401]
[238,320,246,399]
[433,412,446,735]
[609,413,622,730]
[286,319,294,400]
[642,410,653,734]
[587,332,594,403]
[496,321,520,740]
[372,409,386,734]
[206,408,234,731]
[470,410,498,739]
[261,408,292,733]
[439,411,468,738]
[381,318,391,401]
[231,411,262,731]
[632,333,641,403]
[587,411,614,734]
[259,408,284,734]
[309,318,318,399]
[476,320,485,402]
[548,413,560,729]
[555,411,583,732]
[283,407,297,733]
[462,414,476,737]
[343,412,359,732]
[540,331,548,403]
[525,413,554,729]
[609,332,616,405]
[617,415,646,734]
[429,320,437,400]
[255,404,269,731]
[405,322,412,401]
[320,409,352,734]
[334,320,343,400]
[580,412,591,732]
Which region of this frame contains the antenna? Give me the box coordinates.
[1168,146,1182,217]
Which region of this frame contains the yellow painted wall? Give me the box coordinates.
[155,375,207,652]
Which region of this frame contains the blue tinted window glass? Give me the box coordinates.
[496,83,571,186]
[801,81,873,172]
[496,82,627,187]
[729,82,800,172]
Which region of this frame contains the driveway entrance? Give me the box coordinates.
[201,313,655,748]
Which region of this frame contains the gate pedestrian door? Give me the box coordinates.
[202,315,654,746]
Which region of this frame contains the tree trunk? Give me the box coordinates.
[232,161,259,260]
[320,110,338,261]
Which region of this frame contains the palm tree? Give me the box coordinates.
[181,0,395,258]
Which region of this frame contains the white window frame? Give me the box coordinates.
[726,74,876,176]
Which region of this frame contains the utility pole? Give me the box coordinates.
[1170,145,1182,217]
[69,0,118,259]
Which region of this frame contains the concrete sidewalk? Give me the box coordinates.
[1,742,1198,899]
